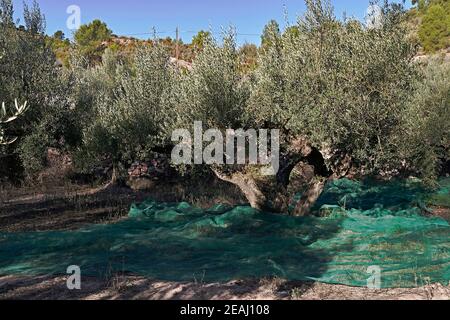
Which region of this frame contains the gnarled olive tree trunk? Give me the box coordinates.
[212,170,268,210]
[212,137,348,216]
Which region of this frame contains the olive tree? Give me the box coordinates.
[0,0,77,178]
[401,58,450,182]
[170,30,256,187]
[78,44,175,185]
[174,0,421,215]
[247,0,419,215]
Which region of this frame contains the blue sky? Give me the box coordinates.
[12,0,412,44]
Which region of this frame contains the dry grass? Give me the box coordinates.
[259,276,286,294]
[0,176,245,233]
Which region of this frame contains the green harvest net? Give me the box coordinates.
[0,178,449,288]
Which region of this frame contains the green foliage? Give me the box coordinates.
[173,31,250,130]
[239,43,258,73]
[191,30,212,51]
[412,0,448,12]
[249,0,419,176]
[74,19,112,64]
[261,20,281,50]
[18,127,49,175]
[47,30,71,66]
[110,44,175,155]
[77,45,175,178]
[23,0,46,34]
[71,48,125,173]
[402,59,450,182]
[418,2,449,53]
[17,70,81,176]
[0,8,55,110]
[53,30,64,40]
[410,0,450,53]
[412,0,427,11]
[284,26,301,40]
[165,31,252,178]
[0,0,14,27]
[0,0,79,178]
[74,19,112,47]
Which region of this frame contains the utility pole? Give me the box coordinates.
[175,26,180,60]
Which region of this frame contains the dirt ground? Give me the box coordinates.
[0,180,245,233]
[0,183,449,300]
[1,275,449,300]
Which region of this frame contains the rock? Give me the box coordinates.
[127,153,173,190]
[128,177,156,191]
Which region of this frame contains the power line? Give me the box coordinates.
[181,30,260,36]
[119,29,261,38]
[119,31,170,37]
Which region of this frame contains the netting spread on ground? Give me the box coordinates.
[0,178,449,288]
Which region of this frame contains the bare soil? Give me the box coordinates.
[0,180,245,233]
[0,182,448,300]
[0,275,448,300]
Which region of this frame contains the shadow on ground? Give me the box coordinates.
[1,274,449,300]
[0,201,347,283]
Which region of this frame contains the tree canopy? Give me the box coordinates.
[74,19,113,64]
[191,30,212,51]
[411,0,450,53]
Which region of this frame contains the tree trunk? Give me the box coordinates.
[291,179,326,216]
[100,162,120,191]
[211,138,343,215]
[111,164,119,185]
[212,169,267,210]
